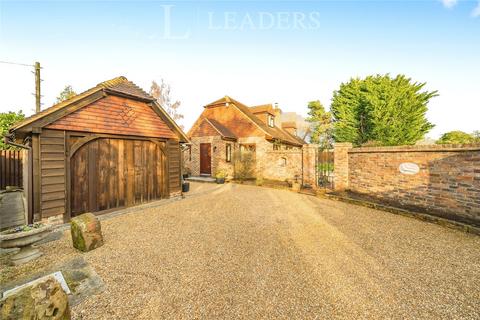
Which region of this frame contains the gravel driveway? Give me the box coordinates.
[7,182,480,319]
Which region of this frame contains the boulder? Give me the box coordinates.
[0,277,71,320]
[70,213,103,252]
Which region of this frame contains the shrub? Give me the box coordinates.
[234,151,255,182]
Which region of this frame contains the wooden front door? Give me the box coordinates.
[70,138,167,216]
[200,143,211,175]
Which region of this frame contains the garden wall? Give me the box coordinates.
[334,143,480,227]
[252,142,316,186]
[262,149,302,182]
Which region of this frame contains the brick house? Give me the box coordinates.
[184,96,314,182]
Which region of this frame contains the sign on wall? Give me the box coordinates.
[399,162,420,175]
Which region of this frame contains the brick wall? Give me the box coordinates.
[333,143,352,191]
[333,144,480,226]
[302,145,317,187]
[262,149,302,181]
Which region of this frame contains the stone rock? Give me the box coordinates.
[0,277,71,320]
[70,213,103,252]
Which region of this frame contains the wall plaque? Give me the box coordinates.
[399,162,420,175]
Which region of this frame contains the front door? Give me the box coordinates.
[200,143,211,175]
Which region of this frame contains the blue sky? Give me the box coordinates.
[0,0,479,138]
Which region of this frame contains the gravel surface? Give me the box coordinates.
[3,182,480,319]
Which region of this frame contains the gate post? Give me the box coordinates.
[333,142,352,191]
[302,144,317,188]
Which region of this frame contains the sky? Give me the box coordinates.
[0,0,479,138]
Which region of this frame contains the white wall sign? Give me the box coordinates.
[399,162,420,175]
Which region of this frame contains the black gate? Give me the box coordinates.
[316,148,334,189]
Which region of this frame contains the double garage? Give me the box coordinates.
[9,77,188,223]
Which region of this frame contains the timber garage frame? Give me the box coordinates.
[8,76,188,223]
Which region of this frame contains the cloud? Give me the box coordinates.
[472,1,480,17]
[441,0,458,8]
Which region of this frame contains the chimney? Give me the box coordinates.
[273,103,281,118]
[281,121,297,136]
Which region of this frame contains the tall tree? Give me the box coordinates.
[436,131,475,144]
[331,74,437,146]
[306,100,332,146]
[472,131,480,142]
[0,111,25,150]
[55,85,77,103]
[150,80,184,129]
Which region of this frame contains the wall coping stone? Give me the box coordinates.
[266,150,302,154]
[334,142,353,148]
[348,143,480,153]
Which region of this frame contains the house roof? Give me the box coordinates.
[250,104,274,115]
[205,96,232,108]
[10,76,188,142]
[204,96,305,146]
[280,121,305,145]
[205,118,237,140]
[281,121,297,129]
[187,116,237,141]
[284,130,307,145]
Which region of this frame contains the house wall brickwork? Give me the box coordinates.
[185,136,236,178]
[333,143,480,226]
[185,135,317,185]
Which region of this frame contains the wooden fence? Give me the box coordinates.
[0,150,24,190]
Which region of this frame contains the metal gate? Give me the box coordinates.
[316,148,334,190]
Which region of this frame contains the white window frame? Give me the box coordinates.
[268,114,275,127]
[226,143,232,162]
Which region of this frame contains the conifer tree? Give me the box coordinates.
[331,74,437,146]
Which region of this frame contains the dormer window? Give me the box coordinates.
[268,114,275,127]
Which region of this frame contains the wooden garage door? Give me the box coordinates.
[70,138,167,216]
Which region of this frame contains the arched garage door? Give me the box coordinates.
[70,138,167,216]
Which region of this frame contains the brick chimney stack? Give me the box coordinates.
[281,121,297,136]
[273,103,281,118]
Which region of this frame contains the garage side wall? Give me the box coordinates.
[37,129,66,223]
[168,140,182,196]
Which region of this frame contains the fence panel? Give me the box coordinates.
[0,150,23,190]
